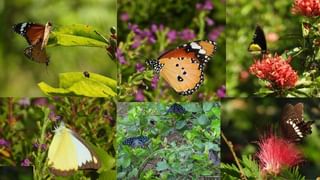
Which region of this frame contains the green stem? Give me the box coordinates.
[33,107,51,180]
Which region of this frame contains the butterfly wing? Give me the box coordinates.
[248,25,267,55]
[159,56,203,95]
[152,40,216,95]
[123,136,149,148]
[13,22,45,45]
[24,41,50,65]
[48,123,100,176]
[280,103,314,142]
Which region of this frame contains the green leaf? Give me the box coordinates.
[202,102,214,112]
[280,167,305,180]
[241,155,259,178]
[183,103,202,112]
[221,163,241,179]
[98,170,116,180]
[176,120,186,130]
[197,114,209,125]
[156,161,169,171]
[38,72,116,97]
[49,24,109,47]
[85,142,115,174]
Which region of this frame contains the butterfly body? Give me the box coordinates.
[147,40,216,95]
[248,25,267,56]
[280,103,314,142]
[48,122,100,176]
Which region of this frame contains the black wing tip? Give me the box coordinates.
[12,23,22,33]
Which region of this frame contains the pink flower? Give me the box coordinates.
[21,158,32,166]
[249,54,298,89]
[257,134,303,175]
[135,89,144,102]
[120,12,130,22]
[292,0,320,17]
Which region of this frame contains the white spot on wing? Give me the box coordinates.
[199,49,206,54]
[20,23,28,34]
[190,42,201,49]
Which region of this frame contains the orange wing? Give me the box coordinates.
[159,57,203,95]
[13,22,45,45]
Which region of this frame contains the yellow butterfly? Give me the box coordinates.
[47,122,100,176]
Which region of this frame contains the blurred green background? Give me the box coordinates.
[221,98,320,178]
[226,0,304,96]
[0,0,116,96]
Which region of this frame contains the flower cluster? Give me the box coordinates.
[21,158,32,166]
[249,55,298,89]
[257,134,302,175]
[216,85,226,98]
[0,138,10,147]
[209,26,224,41]
[196,0,214,11]
[292,0,320,17]
[127,22,197,48]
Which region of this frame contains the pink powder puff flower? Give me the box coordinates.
[257,134,303,175]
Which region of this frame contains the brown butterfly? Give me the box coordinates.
[280,103,314,142]
[13,22,52,65]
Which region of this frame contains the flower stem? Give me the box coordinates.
[221,131,247,180]
[33,107,51,180]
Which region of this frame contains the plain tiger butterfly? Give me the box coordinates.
[248,25,267,56]
[280,103,314,142]
[146,40,217,95]
[13,22,52,65]
[48,122,101,176]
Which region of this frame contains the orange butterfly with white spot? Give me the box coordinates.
[147,40,217,95]
[13,22,52,65]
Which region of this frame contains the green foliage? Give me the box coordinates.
[221,155,306,180]
[49,24,109,47]
[221,155,260,179]
[0,97,116,179]
[117,102,220,179]
[38,72,116,97]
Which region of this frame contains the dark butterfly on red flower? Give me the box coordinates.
[280,103,314,142]
[13,22,52,65]
[146,40,217,95]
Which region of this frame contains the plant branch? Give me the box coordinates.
[221,131,247,180]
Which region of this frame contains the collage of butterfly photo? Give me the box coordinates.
[0,0,319,180]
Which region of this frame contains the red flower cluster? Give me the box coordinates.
[249,55,298,89]
[257,135,303,175]
[292,0,320,17]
